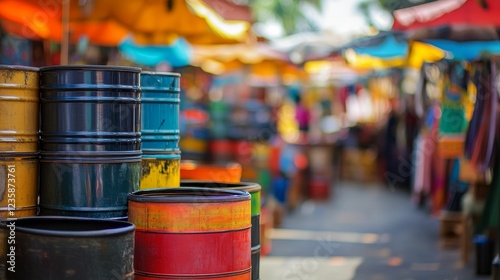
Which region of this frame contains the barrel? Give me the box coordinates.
[0,216,135,279]
[140,153,180,189]
[0,65,39,153]
[140,72,180,153]
[140,72,181,189]
[128,187,251,279]
[0,65,39,219]
[180,107,209,161]
[180,181,261,280]
[209,139,237,163]
[39,65,141,219]
[0,155,38,218]
[180,161,242,183]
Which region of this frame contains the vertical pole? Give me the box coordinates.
[61,0,70,65]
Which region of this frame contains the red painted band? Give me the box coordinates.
[135,229,251,276]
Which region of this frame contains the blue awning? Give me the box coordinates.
[423,40,500,60]
[118,37,192,67]
[353,35,408,59]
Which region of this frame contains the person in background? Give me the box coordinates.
[294,93,310,142]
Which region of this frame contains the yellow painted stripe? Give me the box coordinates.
[140,158,180,189]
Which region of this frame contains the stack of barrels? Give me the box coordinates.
[0,64,263,280]
[0,66,40,278]
[139,72,181,189]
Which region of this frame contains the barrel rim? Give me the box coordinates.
[39,65,141,73]
[0,65,39,72]
[128,187,251,203]
[0,216,135,237]
[141,71,181,77]
[180,180,262,194]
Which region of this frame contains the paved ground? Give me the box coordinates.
[261,181,490,280]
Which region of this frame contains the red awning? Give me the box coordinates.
[393,0,500,31]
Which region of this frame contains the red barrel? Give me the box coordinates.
[128,187,251,279]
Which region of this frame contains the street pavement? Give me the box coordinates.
[260,181,489,280]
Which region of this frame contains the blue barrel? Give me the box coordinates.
[39,65,142,219]
[140,72,180,153]
[140,72,181,189]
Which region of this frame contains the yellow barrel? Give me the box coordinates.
[0,66,39,153]
[0,65,39,219]
[140,154,180,189]
[0,155,38,218]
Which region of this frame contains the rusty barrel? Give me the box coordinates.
[140,72,181,189]
[0,65,39,219]
[39,65,141,219]
[180,181,261,280]
[0,216,135,279]
[180,161,242,183]
[128,187,251,279]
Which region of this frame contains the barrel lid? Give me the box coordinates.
[0,216,135,237]
[128,187,251,203]
[141,71,181,77]
[0,65,39,72]
[180,180,262,194]
[40,65,141,73]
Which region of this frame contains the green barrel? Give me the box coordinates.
[180,180,261,280]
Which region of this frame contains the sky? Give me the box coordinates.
[254,0,394,40]
[320,0,393,37]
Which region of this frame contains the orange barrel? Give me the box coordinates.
[128,187,251,279]
[180,161,242,183]
[0,65,39,219]
[180,181,261,280]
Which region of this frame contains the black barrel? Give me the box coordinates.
[0,216,135,280]
[180,180,261,279]
[39,66,141,219]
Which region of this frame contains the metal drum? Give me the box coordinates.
[140,72,180,153]
[140,153,180,189]
[180,181,261,280]
[209,140,237,163]
[0,65,39,219]
[180,161,242,183]
[39,65,141,219]
[128,187,251,280]
[0,155,38,218]
[0,217,135,280]
[0,65,39,153]
[140,72,181,189]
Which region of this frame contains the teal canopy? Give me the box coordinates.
[119,37,192,67]
[424,40,500,60]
